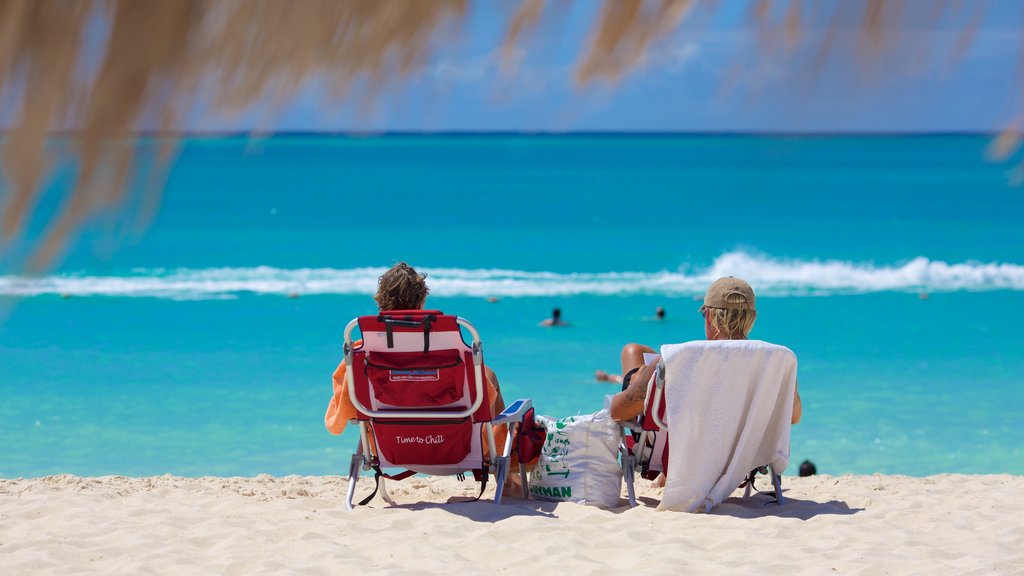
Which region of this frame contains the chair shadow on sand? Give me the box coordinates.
[367,489,861,523]
[628,489,863,520]
[387,497,560,522]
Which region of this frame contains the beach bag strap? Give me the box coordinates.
[357,466,417,506]
[457,468,491,501]
[469,466,489,501]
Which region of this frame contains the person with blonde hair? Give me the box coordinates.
[609,276,802,424]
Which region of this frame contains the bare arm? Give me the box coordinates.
[485,366,505,417]
[791,381,802,424]
[609,360,658,421]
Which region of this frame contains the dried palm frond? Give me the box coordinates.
[0,0,1011,269]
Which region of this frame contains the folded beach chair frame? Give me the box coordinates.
[619,360,784,508]
[342,310,532,510]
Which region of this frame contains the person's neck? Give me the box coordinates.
[708,334,747,341]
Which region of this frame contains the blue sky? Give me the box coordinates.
[192,2,1022,133]
[1,2,1018,133]
[195,0,1019,132]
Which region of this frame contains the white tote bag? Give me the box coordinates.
[529,409,623,508]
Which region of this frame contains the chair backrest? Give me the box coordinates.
[641,341,795,475]
[659,339,796,435]
[346,310,491,422]
[657,339,798,511]
[343,310,491,469]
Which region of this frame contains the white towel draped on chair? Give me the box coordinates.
[658,340,797,512]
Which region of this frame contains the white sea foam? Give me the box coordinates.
[2,252,1023,299]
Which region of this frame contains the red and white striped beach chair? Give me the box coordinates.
[619,362,669,507]
[620,358,784,508]
[342,310,534,510]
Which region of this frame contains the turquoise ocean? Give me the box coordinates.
[1,134,1022,478]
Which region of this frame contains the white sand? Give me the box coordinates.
[1,473,1022,575]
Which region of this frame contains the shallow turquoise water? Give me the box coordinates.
[1,134,1022,477]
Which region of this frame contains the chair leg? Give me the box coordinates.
[379,477,396,506]
[621,443,638,507]
[518,462,529,500]
[771,465,784,505]
[344,452,362,511]
[492,456,509,503]
[507,421,529,500]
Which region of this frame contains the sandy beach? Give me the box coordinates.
[1,473,1021,575]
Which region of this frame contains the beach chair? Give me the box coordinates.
[342,310,534,510]
[621,340,796,511]
[618,363,669,507]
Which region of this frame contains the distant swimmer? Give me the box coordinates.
[487,296,500,303]
[655,306,666,320]
[288,292,300,299]
[539,307,569,327]
[594,370,623,384]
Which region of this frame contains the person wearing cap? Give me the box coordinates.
[608,276,802,424]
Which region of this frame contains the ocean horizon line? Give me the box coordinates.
[0,129,1009,139]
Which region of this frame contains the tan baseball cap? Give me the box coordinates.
[703,277,755,310]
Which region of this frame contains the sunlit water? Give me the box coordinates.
[2,134,1022,477]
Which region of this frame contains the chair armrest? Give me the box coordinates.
[492,398,533,425]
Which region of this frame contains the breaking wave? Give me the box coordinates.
[2,251,1023,300]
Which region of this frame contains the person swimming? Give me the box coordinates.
[539,307,569,327]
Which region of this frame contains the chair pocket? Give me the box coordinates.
[365,350,465,407]
[372,419,473,466]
